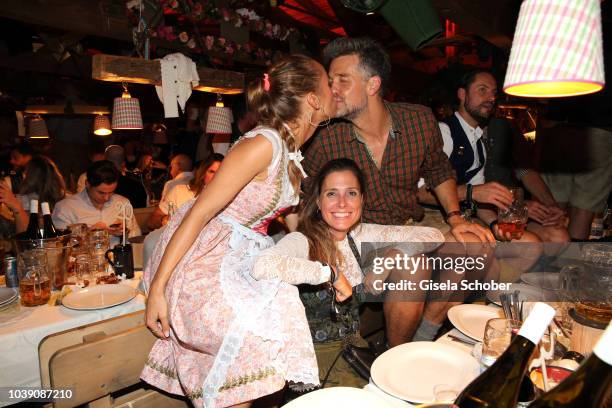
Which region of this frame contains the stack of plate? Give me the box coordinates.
[0,287,18,308]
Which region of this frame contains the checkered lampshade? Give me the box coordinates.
[93,114,112,136]
[205,106,233,134]
[112,97,143,129]
[504,0,605,98]
[28,116,49,139]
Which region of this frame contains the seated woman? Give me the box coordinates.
[0,155,66,234]
[146,153,224,231]
[252,158,444,388]
[143,154,224,266]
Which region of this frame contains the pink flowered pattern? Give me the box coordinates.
[141,127,318,407]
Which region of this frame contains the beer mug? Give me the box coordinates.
[105,244,134,279]
[17,249,51,306]
[89,228,109,257]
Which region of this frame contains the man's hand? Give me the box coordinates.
[448,215,496,244]
[108,220,124,236]
[526,200,566,226]
[472,182,514,210]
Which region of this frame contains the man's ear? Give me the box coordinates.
[306,93,321,110]
[457,88,466,104]
[366,75,382,96]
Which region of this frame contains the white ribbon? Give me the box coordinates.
[288,150,308,178]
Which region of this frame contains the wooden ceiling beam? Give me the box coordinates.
[0,0,132,42]
[92,54,244,94]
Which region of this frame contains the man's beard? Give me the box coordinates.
[339,97,368,121]
[464,96,492,125]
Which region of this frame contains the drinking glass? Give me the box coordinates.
[17,249,51,306]
[68,223,89,256]
[433,384,459,403]
[74,254,91,286]
[90,254,108,281]
[89,228,109,257]
[481,318,522,367]
[498,188,528,240]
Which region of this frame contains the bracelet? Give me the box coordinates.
[445,210,463,223]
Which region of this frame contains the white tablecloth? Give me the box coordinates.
[0,278,145,406]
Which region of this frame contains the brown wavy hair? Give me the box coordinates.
[190,153,224,197]
[19,155,66,207]
[297,158,365,266]
[247,54,322,197]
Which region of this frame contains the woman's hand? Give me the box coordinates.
[145,286,171,339]
[332,269,352,302]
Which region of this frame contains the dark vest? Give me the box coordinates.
[444,114,485,185]
[9,171,23,194]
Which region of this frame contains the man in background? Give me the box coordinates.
[53,160,140,245]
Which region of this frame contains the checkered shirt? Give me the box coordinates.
[302,102,454,225]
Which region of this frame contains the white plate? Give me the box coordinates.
[520,272,560,291]
[486,282,555,305]
[62,284,137,310]
[0,287,18,305]
[447,304,503,341]
[371,341,480,403]
[283,387,394,408]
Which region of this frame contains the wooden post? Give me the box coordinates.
[92,54,244,94]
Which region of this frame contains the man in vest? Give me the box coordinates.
[419,70,543,249]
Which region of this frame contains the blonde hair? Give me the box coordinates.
[247,55,322,196]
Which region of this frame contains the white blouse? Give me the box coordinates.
[252,223,444,287]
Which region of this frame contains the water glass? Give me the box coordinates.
[74,254,91,286]
[481,318,522,367]
[89,228,109,257]
[90,254,108,280]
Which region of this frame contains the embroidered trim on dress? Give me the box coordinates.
[145,358,178,379]
[245,151,285,228]
[218,367,277,392]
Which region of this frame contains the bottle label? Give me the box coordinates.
[518,302,556,344]
[593,321,612,365]
[41,202,51,215]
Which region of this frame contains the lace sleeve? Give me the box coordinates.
[251,232,331,285]
[356,223,445,255]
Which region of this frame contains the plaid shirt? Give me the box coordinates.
[302,102,454,225]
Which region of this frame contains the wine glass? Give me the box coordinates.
[481,318,522,368]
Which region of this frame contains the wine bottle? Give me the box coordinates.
[527,321,612,407]
[40,202,58,238]
[25,199,43,239]
[454,302,556,408]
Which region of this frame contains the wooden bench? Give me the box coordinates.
[39,311,189,408]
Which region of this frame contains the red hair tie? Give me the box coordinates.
[263,73,270,92]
